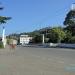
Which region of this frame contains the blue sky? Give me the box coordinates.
[0,0,75,35]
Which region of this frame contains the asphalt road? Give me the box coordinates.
[0,46,75,75]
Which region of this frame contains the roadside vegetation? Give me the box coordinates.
[7,8,75,44]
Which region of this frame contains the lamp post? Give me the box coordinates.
[2,26,6,48]
[42,34,45,44]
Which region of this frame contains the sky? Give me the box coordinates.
[0,0,75,35]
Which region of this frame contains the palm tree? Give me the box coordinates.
[0,3,11,24]
[0,16,11,24]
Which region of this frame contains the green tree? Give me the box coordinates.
[69,36,75,43]
[63,31,72,43]
[64,10,75,35]
[32,33,42,43]
[48,27,66,43]
[0,16,11,24]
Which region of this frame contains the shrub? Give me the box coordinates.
[7,38,10,45]
[32,34,42,43]
[0,41,4,48]
[69,36,75,43]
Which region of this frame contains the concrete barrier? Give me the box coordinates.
[20,43,75,48]
[58,44,75,48]
[47,43,75,48]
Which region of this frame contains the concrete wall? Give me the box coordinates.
[58,44,75,48]
[48,43,75,48]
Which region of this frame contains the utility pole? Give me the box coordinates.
[2,26,6,48]
[42,34,45,44]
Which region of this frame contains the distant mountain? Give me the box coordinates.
[7,26,51,38]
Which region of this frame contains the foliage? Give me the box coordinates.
[7,26,75,44]
[7,38,11,45]
[0,3,11,25]
[44,38,49,43]
[47,32,58,43]
[63,31,72,43]
[0,41,4,48]
[69,36,75,43]
[0,16,11,24]
[64,10,75,26]
[28,31,40,37]
[47,27,66,43]
[32,33,42,43]
[64,10,75,35]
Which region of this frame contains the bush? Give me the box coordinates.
[69,36,75,43]
[32,34,42,43]
[0,41,4,48]
[47,27,66,43]
[7,38,10,45]
[45,38,49,43]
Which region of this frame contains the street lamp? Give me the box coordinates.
[42,34,45,44]
[2,26,6,48]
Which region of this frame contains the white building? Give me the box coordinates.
[20,35,32,45]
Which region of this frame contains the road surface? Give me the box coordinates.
[0,46,75,75]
